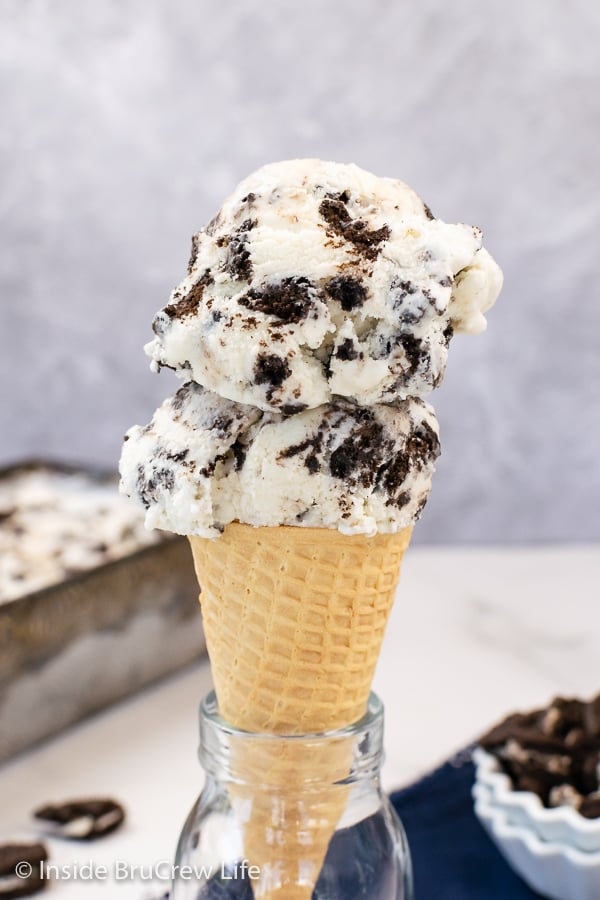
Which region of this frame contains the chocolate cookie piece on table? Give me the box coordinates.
[33,798,125,840]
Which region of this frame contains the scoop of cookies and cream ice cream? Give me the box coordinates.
[145,159,502,412]
[120,382,439,538]
[120,159,501,538]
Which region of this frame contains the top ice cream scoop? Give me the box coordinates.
[145,159,502,412]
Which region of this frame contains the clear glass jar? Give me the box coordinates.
[172,691,413,900]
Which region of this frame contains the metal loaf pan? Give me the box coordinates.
[0,462,205,762]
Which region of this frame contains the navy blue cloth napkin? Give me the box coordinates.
[391,755,543,899]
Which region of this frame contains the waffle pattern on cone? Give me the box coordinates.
[189,523,411,733]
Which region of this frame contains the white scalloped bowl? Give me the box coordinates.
[473,747,600,854]
[474,787,600,900]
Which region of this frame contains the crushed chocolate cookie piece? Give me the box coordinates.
[391,282,427,325]
[279,431,324,462]
[423,201,435,220]
[151,315,168,337]
[543,698,585,737]
[305,454,320,474]
[583,695,600,737]
[398,334,424,375]
[170,385,190,412]
[318,198,390,260]
[492,726,568,756]
[565,728,587,749]
[0,842,48,898]
[378,419,440,498]
[549,783,582,809]
[199,452,227,478]
[279,439,312,458]
[334,338,359,361]
[580,794,600,819]
[380,454,409,497]
[280,403,308,416]
[329,413,388,488]
[187,233,201,274]
[391,279,444,325]
[413,495,429,520]
[231,440,247,471]
[480,692,600,813]
[151,467,174,494]
[277,429,324,475]
[154,359,177,372]
[208,415,233,436]
[254,354,291,399]
[421,286,443,314]
[577,752,600,794]
[405,421,441,467]
[163,270,212,320]
[480,711,540,750]
[166,449,188,463]
[33,798,125,840]
[394,280,418,297]
[325,189,351,204]
[136,466,175,509]
[512,772,559,804]
[325,276,367,311]
[239,277,318,324]
[386,490,410,510]
[223,218,256,281]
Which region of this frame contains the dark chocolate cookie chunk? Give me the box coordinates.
[240,276,318,324]
[222,218,256,281]
[0,843,47,898]
[254,353,291,400]
[318,198,390,260]
[324,276,367,311]
[580,794,600,819]
[479,692,600,816]
[33,798,125,840]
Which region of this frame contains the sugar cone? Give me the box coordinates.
[188,522,412,899]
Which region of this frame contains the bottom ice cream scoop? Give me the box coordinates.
[119,382,440,537]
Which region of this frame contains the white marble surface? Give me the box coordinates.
[0,544,598,897]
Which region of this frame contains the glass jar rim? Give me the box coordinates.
[199,690,384,742]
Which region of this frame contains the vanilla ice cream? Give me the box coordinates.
[145,159,502,412]
[120,382,439,537]
[121,159,502,538]
[0,467,161,602]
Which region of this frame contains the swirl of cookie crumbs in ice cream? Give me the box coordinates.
[118,383,440,538]
[145,160,502,412]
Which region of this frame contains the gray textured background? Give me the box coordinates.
[2,0,599,543]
